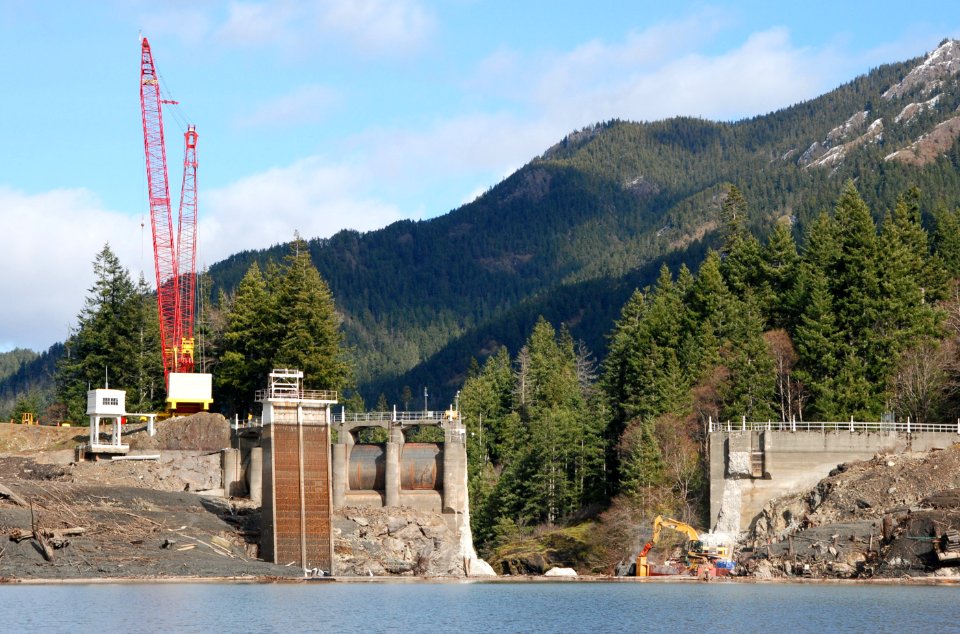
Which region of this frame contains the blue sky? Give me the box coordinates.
[1,0,959,352]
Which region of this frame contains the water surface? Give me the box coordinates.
[3,581,957,633]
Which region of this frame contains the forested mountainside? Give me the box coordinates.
[0,344,62,420]
[205,40,960,406]
[6,40,960,416]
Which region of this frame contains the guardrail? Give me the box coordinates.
[231,416,262,430]
[709,416,960,434]
[254,388,338,402]
[331,410,458,424]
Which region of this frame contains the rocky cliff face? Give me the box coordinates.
[883,39,960,100]
[794,39,960,172]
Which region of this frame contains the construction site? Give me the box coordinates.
[0,37,491,583]
[5,36,960,586]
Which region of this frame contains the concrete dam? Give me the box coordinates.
[249,369,471,575]
[709,419,960,534]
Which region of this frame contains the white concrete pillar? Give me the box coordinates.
[222,448,242,497]
[249,447,263,505]
[331,443,347,509]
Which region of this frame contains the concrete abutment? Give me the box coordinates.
[709,425,960,533]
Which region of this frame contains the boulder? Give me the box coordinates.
[467,558,497,577]
[544,567,578,577]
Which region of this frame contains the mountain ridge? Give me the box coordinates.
[6,40,960,414]
[207,40,960,406]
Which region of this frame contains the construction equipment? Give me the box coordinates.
[139,36,212,414]
[20,413,37,426]
[635,515,734,576]
[935,529,960,563]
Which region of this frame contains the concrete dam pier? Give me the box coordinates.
[709,419,960,534]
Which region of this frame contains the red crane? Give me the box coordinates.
[139,37,198,383]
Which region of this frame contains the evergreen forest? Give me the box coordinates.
[5,40,960,563]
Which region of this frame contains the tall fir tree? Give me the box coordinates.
[761,221,800,328]
[274,238,353,392]
[217,261,272,416]
[57,245,163,422]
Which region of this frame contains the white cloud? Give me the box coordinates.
[215,0,297,46]
[202,0,435,55]
[521,25,824,125]
[1,158,405,351]
[314,0,435,55]
[0,187,144,352]
[234,84,340,128]
[139,6,213,47]
[200,157,403,264]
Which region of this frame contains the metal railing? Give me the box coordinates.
[708,416,960,434]
[255,388,338,402]
[331,409,459,424]
[231,416,263,430]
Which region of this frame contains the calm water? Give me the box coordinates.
[3,581,958,633]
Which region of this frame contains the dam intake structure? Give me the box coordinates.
[256,369,476,576]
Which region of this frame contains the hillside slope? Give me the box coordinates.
[11,41,960,411]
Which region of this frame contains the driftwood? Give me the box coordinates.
[9,528,31,543]
[9,526,86,542]
[0,483,27,508]
[8,503,86,562]
[31,506,54,562]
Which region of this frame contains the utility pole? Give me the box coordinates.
[423,387,428,413]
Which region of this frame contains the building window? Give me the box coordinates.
[103,397,119,406]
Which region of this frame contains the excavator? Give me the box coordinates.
[635,515,734,577]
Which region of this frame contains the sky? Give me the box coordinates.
[1,0,959,353]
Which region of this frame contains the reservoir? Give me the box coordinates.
[4,581,958,632]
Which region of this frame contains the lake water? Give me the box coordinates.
[3,581,958,632]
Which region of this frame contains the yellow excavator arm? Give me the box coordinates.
[655,516,700,541]
[636,515,701,576]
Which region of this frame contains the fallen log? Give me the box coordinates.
[9,528,31,543]
[10,526,87,542]
[0,484,27,508]
[32,506,55,562]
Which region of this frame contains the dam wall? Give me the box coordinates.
[709,420,960,533]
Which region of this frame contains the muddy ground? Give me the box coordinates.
[0,416,301,581]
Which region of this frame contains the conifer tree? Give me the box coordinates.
[761,221,800,328]
[793,266,843,418]
[720,292,776,420]
[217,261,272,416]
[57,245,163,422]
[273,238,352,392]
[931,204,960,277]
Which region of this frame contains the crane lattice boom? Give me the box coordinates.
[139,37,198,381]
[176,125,199,373]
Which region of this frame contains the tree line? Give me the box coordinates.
[52,237,351,423]
[459,181,960,554]
[21,179,960,565]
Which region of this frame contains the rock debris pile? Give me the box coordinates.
[738,443,960,579]
[333,506,466,577]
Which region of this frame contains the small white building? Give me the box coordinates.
[86,388,129,454]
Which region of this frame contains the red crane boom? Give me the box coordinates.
[139,37,198,382]
[176,124,199,373]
